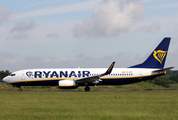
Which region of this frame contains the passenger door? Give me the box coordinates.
[21,72,26,80]
[138,70,142,79]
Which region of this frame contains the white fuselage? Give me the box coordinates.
[3,68,165,87]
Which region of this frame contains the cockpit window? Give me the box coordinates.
[10,74,16,76]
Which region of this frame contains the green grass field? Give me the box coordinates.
[0,91,177,120]
[0,82,170,92]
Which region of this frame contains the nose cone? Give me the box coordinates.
[2,76,9,83]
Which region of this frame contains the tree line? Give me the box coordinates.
[146,70,178,88]
[0,70,10,82]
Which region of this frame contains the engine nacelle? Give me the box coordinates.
[58,80,78,89]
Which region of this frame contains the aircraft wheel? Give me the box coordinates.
[85,86,90,92]
[18,88,22,92]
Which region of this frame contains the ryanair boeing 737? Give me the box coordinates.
[3,37,173,92]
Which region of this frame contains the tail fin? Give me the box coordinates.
[129,37,171,69]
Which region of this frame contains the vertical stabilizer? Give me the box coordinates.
[129,37,171,69]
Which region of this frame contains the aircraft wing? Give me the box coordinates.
[76,62,115,84]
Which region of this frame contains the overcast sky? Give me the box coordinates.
[0,0,178,72]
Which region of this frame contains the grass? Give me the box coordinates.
[169,84,178,89]
[0,92,178,120]
[0,82,168,92]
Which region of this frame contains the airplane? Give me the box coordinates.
[3,37,174,92]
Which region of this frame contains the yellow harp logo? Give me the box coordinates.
[153,50,167,64]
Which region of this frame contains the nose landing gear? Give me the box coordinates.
[18,87,22,92]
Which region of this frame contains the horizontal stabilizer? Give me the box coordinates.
[153,67,174,73]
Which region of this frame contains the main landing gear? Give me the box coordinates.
[85,86,90,92]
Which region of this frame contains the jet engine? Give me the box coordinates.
[58,80,78,89]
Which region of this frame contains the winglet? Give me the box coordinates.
[103,62,115,75]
